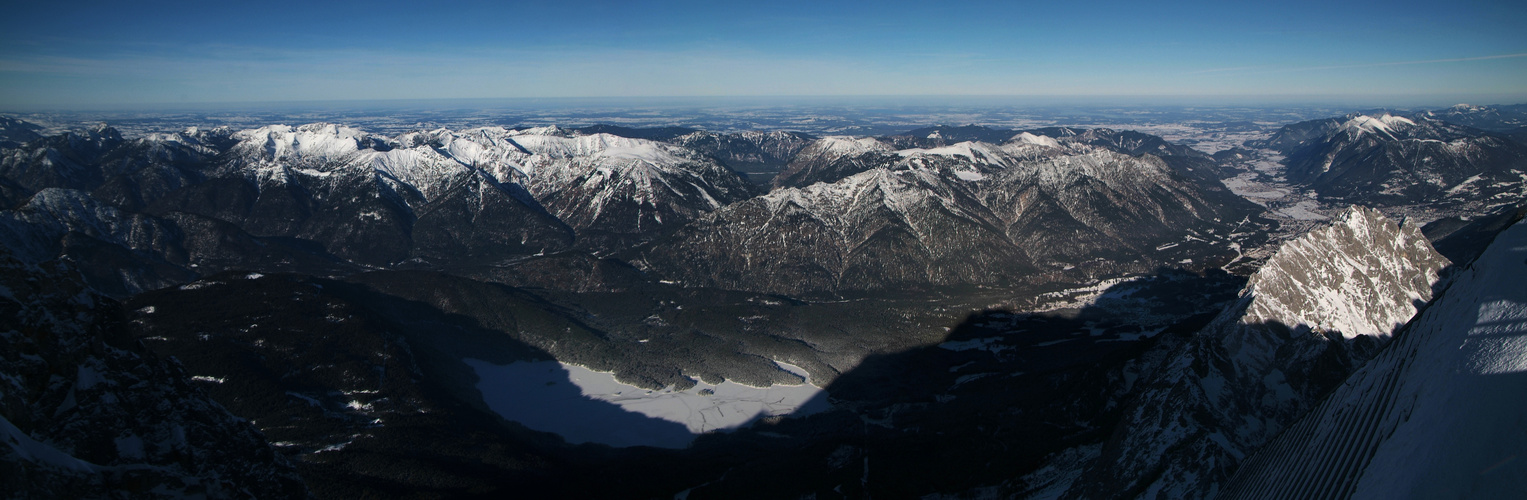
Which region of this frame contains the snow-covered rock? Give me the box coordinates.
[1009,131,1062,148]
[642,147,1255,294]
[1236,206,1447,340]
[1053,206,1449,500]
[1339,114,1416,140]
[1223,217,1527,500]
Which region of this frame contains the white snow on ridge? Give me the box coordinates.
[232,123,370,160]
[1008,131,1062,148]
[220,123,741,220]
[1340,114,1415,139]
[466,359,829,449]
[816,136,893,155]
[508,133,684,164]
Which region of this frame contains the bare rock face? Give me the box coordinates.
[1237,206,1450,339]
[1054,206,1449,500]
[0,252,306,498]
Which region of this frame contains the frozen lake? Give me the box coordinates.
[466,358,830,448]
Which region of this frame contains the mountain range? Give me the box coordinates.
[1256,114,1527,211]
[3,103,1525,499]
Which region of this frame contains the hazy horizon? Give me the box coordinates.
[6,93,1525,115]
[3,1,1524,110]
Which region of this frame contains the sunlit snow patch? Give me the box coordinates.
[466,359,829,448]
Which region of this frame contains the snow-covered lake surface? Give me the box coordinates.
[465,359,829,448]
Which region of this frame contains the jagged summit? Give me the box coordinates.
[1056,206,1449,499]
[212,123,757,253]
[1238,205,1448,339]
[1223,218,1527,500]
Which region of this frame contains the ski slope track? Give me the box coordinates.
[1221,219,1527,500]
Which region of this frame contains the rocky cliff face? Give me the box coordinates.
[0,252,305,498]
[1047,206,1449,499]
[1221,218,1527,500]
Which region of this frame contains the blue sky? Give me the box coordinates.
[1,0,1524,109]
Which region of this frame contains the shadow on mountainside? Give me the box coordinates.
[1221,225,1527,500]
[1423,201,1527,267]
[671,267,1248,499]
[1048,214,1527,500]
[112,205,1523,499]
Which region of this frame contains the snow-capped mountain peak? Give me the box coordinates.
[1008,131,1062,148]
[895,141,1018,179]
[1058,206,1452,499]
[1239,205,1448,339]
[231,123,372,161]
[817,135,893,155]
[1339,114,1415,139]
